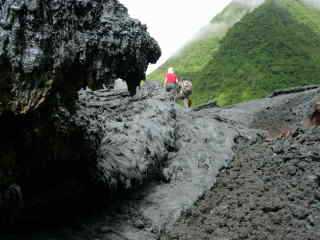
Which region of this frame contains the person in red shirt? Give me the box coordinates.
[164,67,179,95]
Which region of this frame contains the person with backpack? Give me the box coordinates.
[177,79,193,109]
[304,100,320,128]
[164,67,179,95]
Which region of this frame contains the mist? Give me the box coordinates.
[233,0,320,8]
[184,0,320,45]
[168,0,320,60]
[302,0,320,8]
[186,0,265,43]
[233,0,265,7]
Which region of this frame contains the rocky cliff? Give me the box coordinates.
[0,0,161,225]
[0,0,160,114]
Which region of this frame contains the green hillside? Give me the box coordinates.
[147,1,252,83]
[149,0,320,106]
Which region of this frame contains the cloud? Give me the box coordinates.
[190,0,265,42]
[233,0,320,9]
[302,0,320,8]
[233,0,265,7]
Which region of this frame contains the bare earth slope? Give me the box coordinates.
[165,128,320,240]
[2,84,320,240]
[163,87,320,240]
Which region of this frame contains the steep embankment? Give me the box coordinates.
[150,0,320,106]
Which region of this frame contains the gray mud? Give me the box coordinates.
[29,94,257,240]
[163,127,320,240]
[163,88,320,240]
[2,87,320,240]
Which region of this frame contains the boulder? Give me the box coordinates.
[74,81,176,191]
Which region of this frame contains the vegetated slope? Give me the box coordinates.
[147,1,252,84]
[150,0,320,106]
[201,0,320,106]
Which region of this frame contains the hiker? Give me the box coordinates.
[177,79,193,109]
[304,101,320,127]
[164,67,179,96]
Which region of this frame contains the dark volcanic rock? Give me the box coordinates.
[164,128,320,240]
[0,0,160,225]
[268,85,320,98]
[0,81,176,226]
[33,88,259,240]
[2,85,320,239]
[0,81,176,227]
[1,5,320,236]
[163,88,320,240]
[0,80,258,238]
[0,0,160,114]
[75,82,177,190]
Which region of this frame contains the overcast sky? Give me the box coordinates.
[119,0,232,72]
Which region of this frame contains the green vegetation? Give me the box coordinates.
[147,1,251,84]
[281,0,320,33]
[198,0,320,105]
[149,0,320,106]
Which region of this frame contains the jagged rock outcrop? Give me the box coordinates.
[0,0,161,225]
[75,82,176,190]
[0,0,160,114]
[0,81,177,226]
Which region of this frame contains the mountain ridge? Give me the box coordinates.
[149,0,320,106]
[147,0,254,82]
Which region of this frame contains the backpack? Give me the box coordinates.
[180,80,192,96]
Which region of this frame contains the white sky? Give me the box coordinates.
[119,0,232,72]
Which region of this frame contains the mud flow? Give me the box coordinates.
[163,88,320,240]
